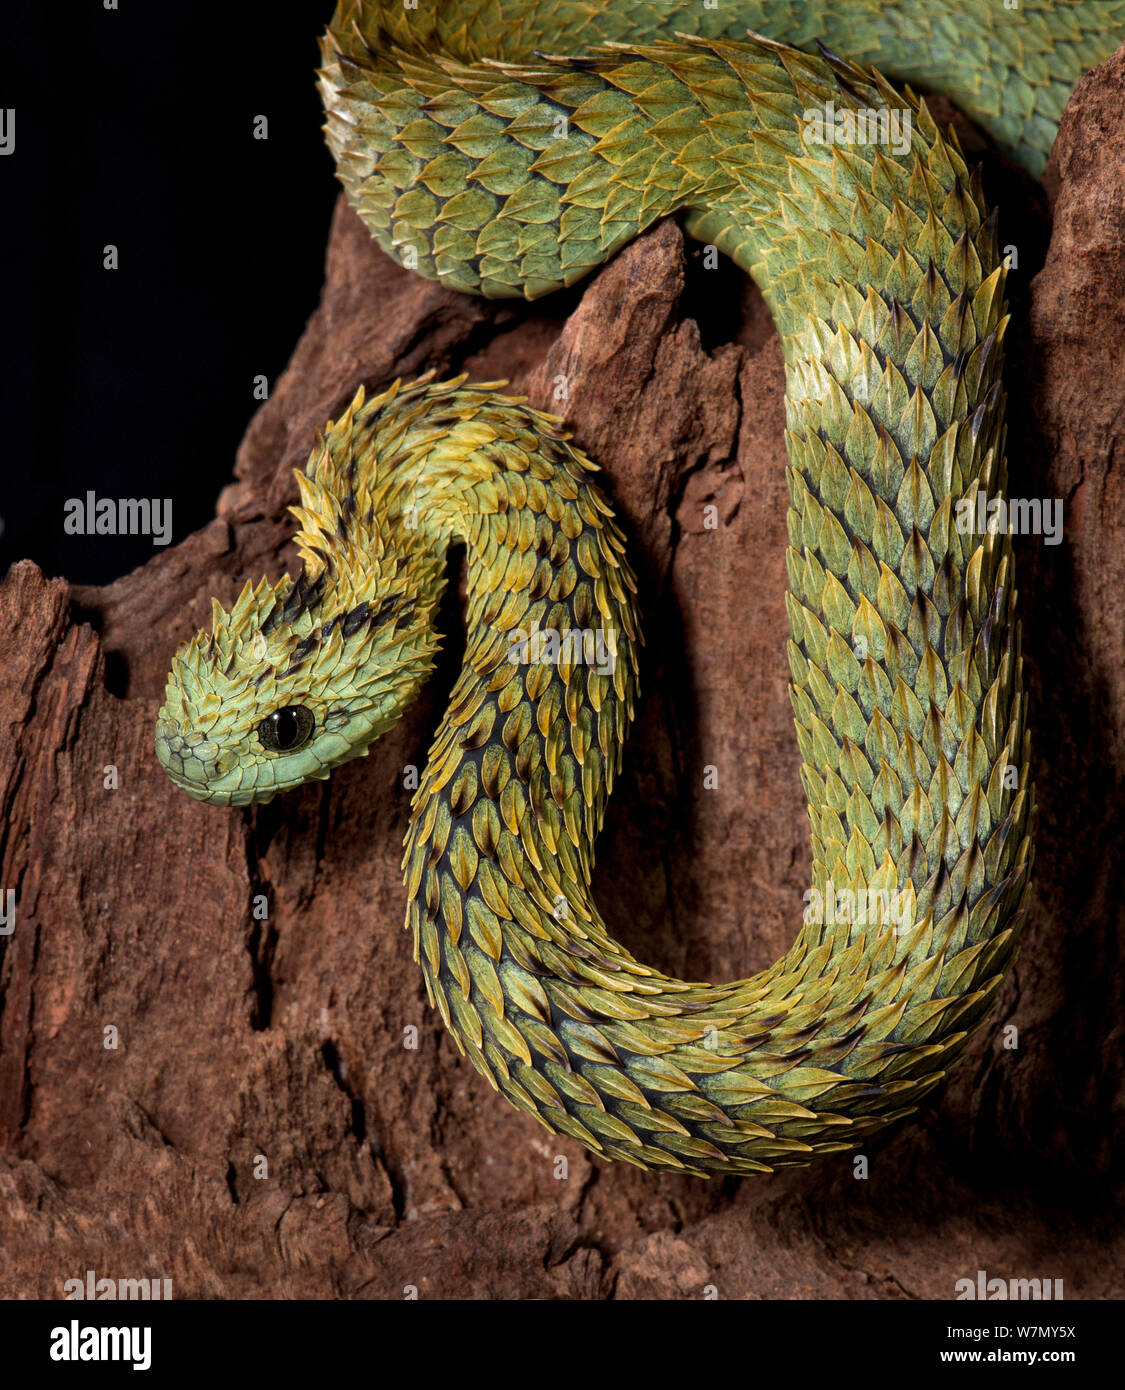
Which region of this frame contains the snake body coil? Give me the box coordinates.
[156,2,1122,1174]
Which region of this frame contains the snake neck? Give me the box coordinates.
[362,379,649,1021]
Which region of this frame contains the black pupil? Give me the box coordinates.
[273,709,302,748]
[258,705,312,753]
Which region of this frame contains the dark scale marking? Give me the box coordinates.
[370,597,396,624]
[813,36,847,66]
[458,722,492,753]
[259,603,281,637]
[263,573,326,636]
[449,777,475,817]
[369,595,417,632]
[532,48,598,72]
[343,601,371,637]
[295,573,327,621]
[310,546,335,576]
[284,634,319,674]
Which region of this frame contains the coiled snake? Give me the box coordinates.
[155,2,1122,1175]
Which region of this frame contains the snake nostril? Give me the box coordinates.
[155,723,223,786]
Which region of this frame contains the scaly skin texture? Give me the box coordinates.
[156,2,1122,1174]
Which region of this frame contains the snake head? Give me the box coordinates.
[157,388,448,805]
[155,565,438,807]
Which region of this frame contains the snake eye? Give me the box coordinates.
[257,705,315,753]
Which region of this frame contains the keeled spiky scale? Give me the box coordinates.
[158,3,1121,1173]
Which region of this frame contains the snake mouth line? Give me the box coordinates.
[154,727,260,806]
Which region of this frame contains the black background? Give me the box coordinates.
[5,1294,1113,1366]
[1,2,338,584]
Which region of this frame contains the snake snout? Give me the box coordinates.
[154,721,224,797]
